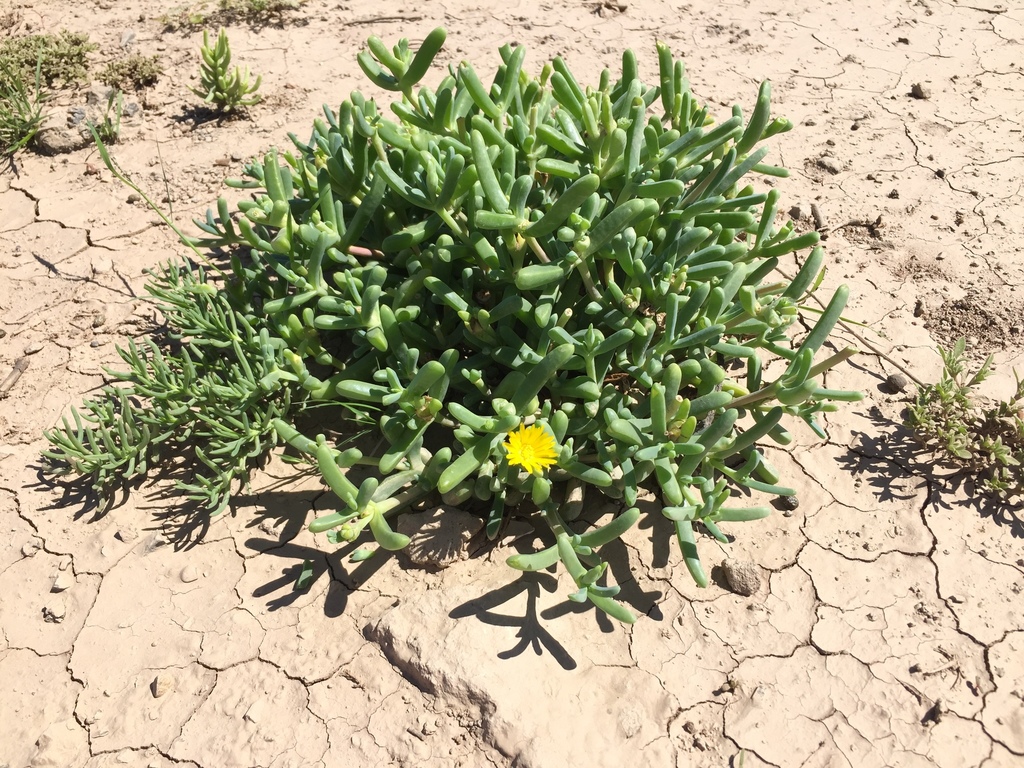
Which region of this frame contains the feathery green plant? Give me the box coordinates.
[907,337,1024,498]
[189,28,261,111]
[44,29,861,623]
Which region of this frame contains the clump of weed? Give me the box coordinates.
[0,58,47,155]
[99,53,163,91]
[217,0,303,23]
[907,337,1024,498]
[160,0,302,31]
[0,31,97,87]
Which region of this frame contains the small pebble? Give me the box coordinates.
[115,526,139,543]
[151,673,174,698]
[127,193,142,204]
[180,565,199,583]
[22,540,41,557]
[51,570,75,593]
[914,299,926,318]
[910,83,931,99]
[884,373,911,394]
[888,189,900,199]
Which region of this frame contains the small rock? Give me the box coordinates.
[91,254,113,274]
[67,107,87,127]
[788,205,804,220]
[618,706,643,738]
[151,673,174,698]
[722,559,762,597]
[777,494,800,511]
[127,192,142,204]
[230,152,243,162]
[115,526,138,543]
[120,30,136,49]
[24,341,45,355]
[910,83,931,100]
[51,570,75,592]
[92,312,106,328]
[86,85,115,106]
[22,539,41,557]
[213,157,230,167]
[33,127,90,155]
[179,565,199,583]
[43,601,67,623]
[884,373,911,394]
[914,299,926,318]
[888,189,900,199]
[683,721,697,734]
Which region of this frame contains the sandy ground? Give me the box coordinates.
[1,0,1023,765]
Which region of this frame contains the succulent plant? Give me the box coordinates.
[189,28,261,112]
[45,28,861,623]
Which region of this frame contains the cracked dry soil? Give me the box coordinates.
[2,0,1023,766]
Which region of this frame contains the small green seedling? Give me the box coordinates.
[189,28,262,111]
[89,89,124,144]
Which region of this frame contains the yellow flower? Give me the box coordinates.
[503,423,559,474]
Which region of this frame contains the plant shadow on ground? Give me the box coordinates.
[836,383,1024,539]
[450,510,665,670]
[172,103,253,129]
[37,455,663,662]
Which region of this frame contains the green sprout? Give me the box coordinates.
[189,28,262,112]
[44,28,862,624]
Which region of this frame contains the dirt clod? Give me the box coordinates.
[42,601,66,623]
[884,373,911,394]
[910,83,931,99]
[723,559,762,596]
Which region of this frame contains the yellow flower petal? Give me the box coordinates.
[504,423,559,474]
